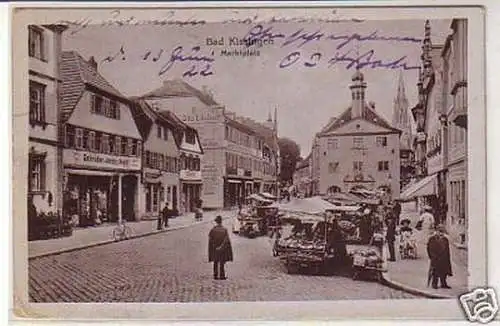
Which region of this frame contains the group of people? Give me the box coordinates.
[381,201,453,290]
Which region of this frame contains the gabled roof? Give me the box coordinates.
[140,79,218,106]
[158,110,204,154]
[60,51,126,122]
[236,116,279,152]
[128,99,154,140]
[319,103,401,135]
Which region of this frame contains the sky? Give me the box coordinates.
[62,18,452,157]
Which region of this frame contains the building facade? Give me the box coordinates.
[138,80,279,209]
[28,25,66,216]
[392,71,415,190]
[159,111,204,214]
[293,154,312,197]
[129,100,180,220]
[60,52,143,226]
[443,19,468,244]
[408,21,449,225]
[314,71,401,198]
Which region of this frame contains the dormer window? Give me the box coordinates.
[75,128,84,149]
[163,127,168,140]
[157,125,162,138]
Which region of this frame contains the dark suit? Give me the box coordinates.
[208,224,233,279]
[427,233,452,288]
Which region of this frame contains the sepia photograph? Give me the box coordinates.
[11,4,487,321]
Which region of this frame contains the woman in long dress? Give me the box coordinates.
[418,206,435,244]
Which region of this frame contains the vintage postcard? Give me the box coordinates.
[11,3,487,321]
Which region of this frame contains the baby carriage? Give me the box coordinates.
[399,219,418,259]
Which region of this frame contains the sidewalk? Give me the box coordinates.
[382,202,468,298]
[29,210,234,259]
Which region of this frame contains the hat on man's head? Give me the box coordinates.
[215,215,222,224]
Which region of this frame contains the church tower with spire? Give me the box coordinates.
[393,70,412,150]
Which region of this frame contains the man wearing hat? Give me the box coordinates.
[208,215,233,280]
[426,224,452,289]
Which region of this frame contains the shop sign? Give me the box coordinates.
[180,170,202,180]
[202,165,219,196]
[63,149,141,171]
[181,112,222,122]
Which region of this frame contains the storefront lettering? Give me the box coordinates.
[64,149,141,171]
[181,112,221,122]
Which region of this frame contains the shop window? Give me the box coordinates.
[28,153,46,192]
[376,136,387,147]
[152,185,159,212]
[88,131,96,151]
[75,128,84,149]
[29,81,46,124]
[114,136,121,155]
[145,185,152,212]
[28,26,45,60]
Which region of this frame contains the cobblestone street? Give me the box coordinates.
[29,221,417,302]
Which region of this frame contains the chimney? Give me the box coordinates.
[88,56,98,70]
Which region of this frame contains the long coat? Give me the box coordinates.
[208,225,233,263]
[427,233,452,277]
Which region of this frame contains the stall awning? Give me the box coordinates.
[399,174,437,201]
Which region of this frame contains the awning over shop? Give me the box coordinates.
[399,174,438,201]
[269,196,359,215]
[66,169,115,177]
[260,192,277,200]
[246,193,273,203]
[180,180,203,184]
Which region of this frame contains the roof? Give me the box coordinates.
[236,116,279,152]
[140,79,218,106]
[60,51,126,122]
[319,103,401,135]
[128,99,155,140]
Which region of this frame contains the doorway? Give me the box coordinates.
[122,175,137,221]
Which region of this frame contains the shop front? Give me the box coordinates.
[180,169,203,213]
[63,149,141,227]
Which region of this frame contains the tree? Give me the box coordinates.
[278,137,301,184]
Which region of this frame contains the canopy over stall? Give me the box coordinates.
[260,192,277,200]
[270,196,360,215]
[246,193,273,204]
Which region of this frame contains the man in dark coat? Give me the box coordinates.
[161,203,171,228]
[392,200,402,225]
[427,224,452,289]
[208,215,233,280]
[385,217,397,261]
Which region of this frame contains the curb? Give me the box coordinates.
[380,272,452,299]
[28,216,229,261]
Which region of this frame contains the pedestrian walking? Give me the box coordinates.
[386,217,397,261]
[208,215,233,280]
[426,224,452,289]
[161,203,170,228]
[392,200,402,225]
[417,205,435,243]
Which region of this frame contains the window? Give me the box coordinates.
[91,94,120,119]
[115,136,122,155]
[163,127,169,140]
[378,161,389,171]
[145,151,151,167]
[376,136,388,147]
[136,141,142,157]
[65,125,75,148]
[327,138,338,150]
[328,162,339,173]
[28,26,44,60]
[186,130,196,144]
[75,128,84,149]
[101,134,109,153]
[353,137,364,148]
[353,161,363,171]
[157,125,162,138]
[29,81,46,123]
[225,126,229,140]
[127,138,133,156]
[145,185,152,212]
[109,136,115,154]
[29,154,46,192]
[91,95,103,115]
[152,185,159,212]
[88,131,96,151]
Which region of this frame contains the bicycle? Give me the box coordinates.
[112,220,133,241]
